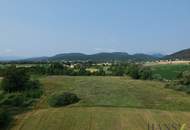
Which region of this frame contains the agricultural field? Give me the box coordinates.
[11,76,190,130]
[151,64,190,80]
[12,107,190,130]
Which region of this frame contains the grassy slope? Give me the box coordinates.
[36,76,190,111]
[13,107,190,130]
[151,64,190,80]
[11,76,190,130]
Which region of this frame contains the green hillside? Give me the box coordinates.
[34,76,190,111]
[11,76,190,130]
[164,48,190,60]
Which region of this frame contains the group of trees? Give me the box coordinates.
[178,71,190,85]
[166,70,190,94]
[1,66,41,92]
[108,63,152,80]
[0,109,12,129]
[109,63,152,79]
[127,64,153,80]
[48,92,80,107]
[0,66,43,129]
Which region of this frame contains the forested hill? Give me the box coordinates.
[23,52,157,62]
[164,48,190,60]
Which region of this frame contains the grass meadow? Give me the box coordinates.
[13,107,190,130]
[151,64,190,80]
[11,76,190,130]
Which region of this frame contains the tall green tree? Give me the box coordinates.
[1,66,30,92]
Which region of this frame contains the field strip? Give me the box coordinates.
[11,107,190,130]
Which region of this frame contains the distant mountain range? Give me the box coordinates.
[22,52,158,62]
[1,48,190,62]
[23,48,190,62]
[151,53,165,58]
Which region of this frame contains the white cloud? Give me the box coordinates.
[4,49,13,53]
[107,48,116,52]
[94,48,116,52]
[94,48,103,51]
[0,49,14,55]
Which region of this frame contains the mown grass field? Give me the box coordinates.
[37,76,190,111]
[13,107,190,130]
[151,64,190,80]
[11,76,190,130]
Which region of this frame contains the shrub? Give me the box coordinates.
[173,85,187,91]
[26,80,41,90]
[0,91,42,107]
[165,82,190,94]
[127,65,140,79]
[24,89,43,99]
[152,74,163,81]
[185,85,190,94]
[22,99,35,107]
[139,67,152,80]
[182,71,190,85]
[127,65,152,80]
[164,83,171,88]
[0,109,12,129]
[0,93,25,107]
[110,65,125,76]
[48,92,80,107]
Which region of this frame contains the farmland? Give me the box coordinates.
[12,107,190,130]
[11,76,190,130]
[151,64,190,80]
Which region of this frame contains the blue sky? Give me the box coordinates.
[0,0,190,57]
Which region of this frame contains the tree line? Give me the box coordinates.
[3,62,153,80]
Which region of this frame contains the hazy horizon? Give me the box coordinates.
[0,50,183,59]
[0,0,190,57]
